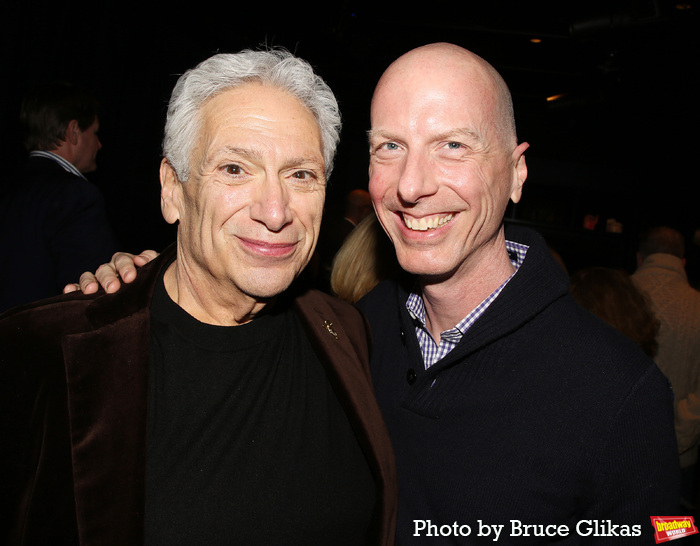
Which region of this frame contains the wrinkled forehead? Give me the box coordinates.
[200,83,318,128]
[197,84,324,158]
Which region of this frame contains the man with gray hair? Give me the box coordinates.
[0,49,396,545]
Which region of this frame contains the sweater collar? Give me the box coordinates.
[397,225,571,372]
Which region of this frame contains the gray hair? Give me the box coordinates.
[163,48,341,181]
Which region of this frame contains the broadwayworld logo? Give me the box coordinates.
[651,516,699,543]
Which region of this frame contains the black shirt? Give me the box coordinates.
[145,274,375,545]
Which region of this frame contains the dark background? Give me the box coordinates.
[1,0,696,275]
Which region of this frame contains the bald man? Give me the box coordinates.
[358,43,678,543]
[67,43,680,544]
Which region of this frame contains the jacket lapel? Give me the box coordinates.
[63,314,150,545]
[293,290,377,445]
[61,245,175,545]
[294,290,397,545]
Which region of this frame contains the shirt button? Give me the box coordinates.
[406,368,417,385]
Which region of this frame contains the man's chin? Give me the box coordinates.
[395,249,451,277]
[240,273,300,301]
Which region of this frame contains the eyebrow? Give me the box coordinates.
[366,129,394,143]
[215,146,263,162]
[207,146,324,171]
[367,127,485,145]
[439,128,484,143]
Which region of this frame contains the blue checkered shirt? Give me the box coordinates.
[406,240,528,369]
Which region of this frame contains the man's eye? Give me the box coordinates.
[446,142,462,149]
[224,164,242,175]
[293,170,316,181]
[371,142,400,156]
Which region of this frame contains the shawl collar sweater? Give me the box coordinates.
[358,225,679,545]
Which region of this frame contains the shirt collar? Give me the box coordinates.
[407,239,529,335]
[30,150,86,180]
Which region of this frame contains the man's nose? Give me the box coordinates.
[396,152,438,204]
[250,175,293,232]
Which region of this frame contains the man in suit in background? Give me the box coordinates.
[0,81,116,312]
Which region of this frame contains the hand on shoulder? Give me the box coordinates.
[63,250,159,294]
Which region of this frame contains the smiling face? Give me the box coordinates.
[368,44,528,285]
[161,83,326,322]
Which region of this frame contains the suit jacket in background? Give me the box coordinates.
[0,154,117,313]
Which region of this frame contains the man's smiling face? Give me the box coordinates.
[161,82,326,306]
[368,46,528,283]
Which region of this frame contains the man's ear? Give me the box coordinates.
[65,120,80,145]
[160,158,182,225]
[509,141,529,204]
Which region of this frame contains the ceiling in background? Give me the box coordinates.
[1,0,696,247]
[332,0,695,166]
[2,0,693,175]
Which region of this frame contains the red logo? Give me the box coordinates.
[651,516,699,543]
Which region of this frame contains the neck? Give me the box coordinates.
[163,260,271,326]
[47,143,78,169]
[420,233,514,340]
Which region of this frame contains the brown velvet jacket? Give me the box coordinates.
[0,245,397,545]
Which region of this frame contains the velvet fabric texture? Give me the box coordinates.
[0,245,397,545]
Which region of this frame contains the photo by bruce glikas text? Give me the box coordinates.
[413,519,642,541]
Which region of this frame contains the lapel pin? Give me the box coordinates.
[324,320,338,339]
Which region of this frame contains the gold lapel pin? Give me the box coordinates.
[324,320,338,339]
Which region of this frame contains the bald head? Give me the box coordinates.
[371,42,517,149]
